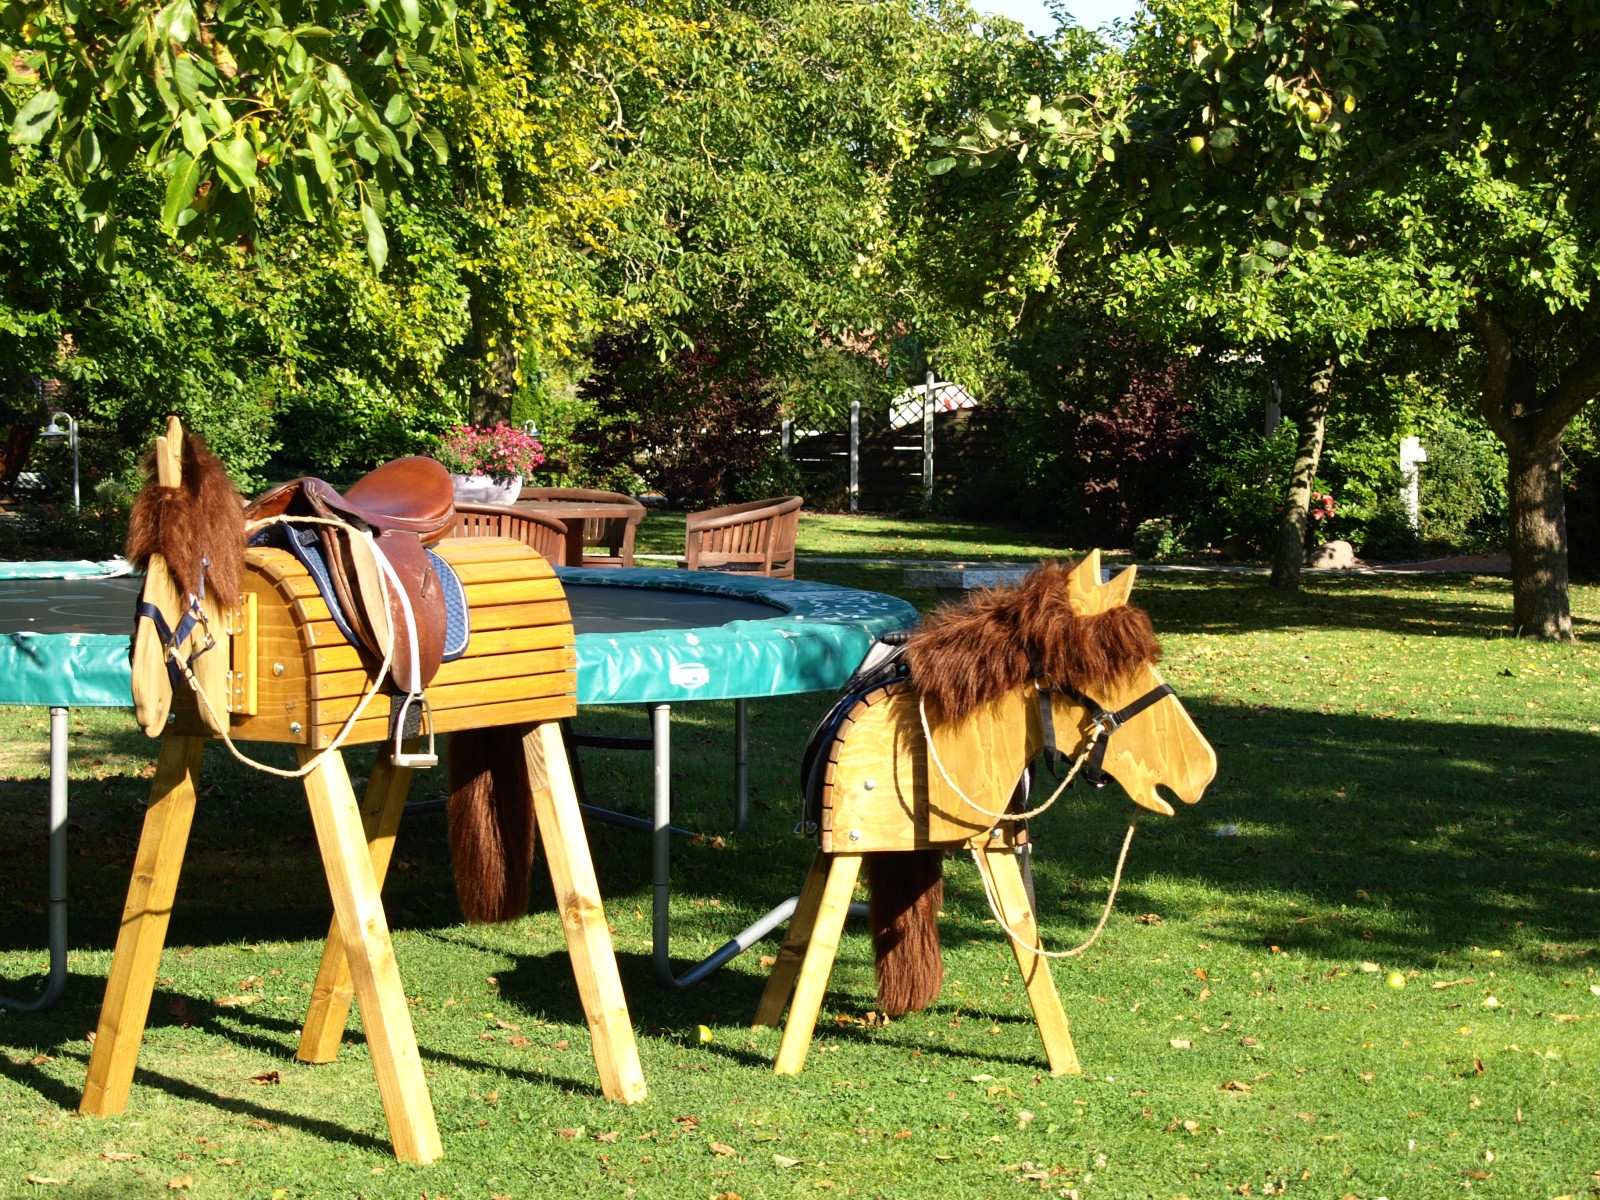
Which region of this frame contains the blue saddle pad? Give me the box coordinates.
[251,526,470,665]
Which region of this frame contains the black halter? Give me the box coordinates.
[1025,644,1175,788]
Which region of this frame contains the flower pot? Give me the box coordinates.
[450,473,523,506]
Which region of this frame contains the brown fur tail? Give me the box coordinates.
[868,850,945,1015]
[446,727,536,923]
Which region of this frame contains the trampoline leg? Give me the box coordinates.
[651,703,674,987]
[733,699,749,833]
[1,706,70,1013]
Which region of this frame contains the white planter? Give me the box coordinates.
[450,473,523,505]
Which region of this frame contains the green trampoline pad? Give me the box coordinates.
[556,567,917,705]
[0,576,141,707]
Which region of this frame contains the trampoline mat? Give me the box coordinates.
[565,583,784,634]
[0,577,142,635]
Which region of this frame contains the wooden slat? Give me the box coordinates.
[469,600,571,632]
[308,647,578,701]
[521,721,647,1103]
[972,845,1080,1076]
[461,576,566,608]
[298,753,414,1064]
[300,746,442,1163]
[448,558,557,585]
[311,670,574,726]
[432,537,538,565]
[312,691,577,748]
[773,854,862,1076]
[753,850,830,1028]
[81,736,206,1116]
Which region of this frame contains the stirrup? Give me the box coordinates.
[391,691,438,768]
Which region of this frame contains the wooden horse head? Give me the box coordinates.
[905,549,1215,822]
[757,552,1216,1078]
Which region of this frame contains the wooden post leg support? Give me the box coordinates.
[81,736,206,1117]
[752,849,831,1028]
[300,746,442,1164]
[773,853,862,1076]
[298,753,415,1063]
[972,845,1081,1076]
[521,720,647,1103]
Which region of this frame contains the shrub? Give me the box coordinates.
[1132,517,1188,560]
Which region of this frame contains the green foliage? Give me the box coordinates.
[2,0,467,270]
[1131,515,1187,560]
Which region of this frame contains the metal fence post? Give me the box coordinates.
[922,370,935,510]
[849,398,860,512]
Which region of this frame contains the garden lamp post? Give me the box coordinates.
[40,412,78,513]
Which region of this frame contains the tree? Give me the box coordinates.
[942,0,1600,636]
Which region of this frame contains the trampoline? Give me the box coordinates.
[0,561,917,1005]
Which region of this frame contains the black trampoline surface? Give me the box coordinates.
[0,577,143,635]
[564,583,784,635]
[0,577,786,638]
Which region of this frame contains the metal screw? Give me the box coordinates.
[989,827,1002,840]
[848,829,862,843]
[289,721,303,735]
[273,662,285,676]
[862,778,876,790]
[166,711,176,724]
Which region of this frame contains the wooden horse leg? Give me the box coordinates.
[299,746,442,1164]
[971,844,1081,1076]
[81,735,206,1117]
[773,853,862,1076]
[752,849,831,1028]
[298,751,415,1063]
[521,720,647,1103]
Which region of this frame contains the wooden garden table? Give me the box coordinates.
[513,499,644,569]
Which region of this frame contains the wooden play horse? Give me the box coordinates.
[754,552,1216,1076]
[84,418,645,1164]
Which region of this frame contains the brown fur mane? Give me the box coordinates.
[125,433,245,606]
[904,560,1160,723]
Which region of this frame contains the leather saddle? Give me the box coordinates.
[245,457,459,700]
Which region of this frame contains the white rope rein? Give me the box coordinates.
[917,691,1136,959]
[978,821,1137,959]
[167,513,398,780]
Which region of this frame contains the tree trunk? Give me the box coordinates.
[1506,440,1571,639]
[468,291,518,426]
[1470,305,1600,641]
[1269,357,1334,592]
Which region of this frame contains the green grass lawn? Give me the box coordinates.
[2,553,1599,1198]
[635,510,1086,561]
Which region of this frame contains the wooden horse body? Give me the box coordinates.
[755,552,1216,1076]
[83,419,644,1164]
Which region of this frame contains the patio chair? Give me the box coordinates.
[451,503,568,566]
[682,496,803,578]
[518,486,646,568]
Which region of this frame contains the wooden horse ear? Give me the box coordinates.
[1066,550,1138,617]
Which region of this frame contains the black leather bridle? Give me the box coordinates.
[1025,643,1175,788]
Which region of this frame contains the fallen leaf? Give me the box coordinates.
[773,1154,803,1168]
[709,1141,737,1157]
[478,1032,497,1041]
[28,1055,52,1066]
[215,995,258,1008]
[494,1018,521,1031]
[98,1152,139,1163]
[1170,1039,1193,1050]
[1221,1080,1251,1092]
[717,1193,742,1200]
[1195,968,1209,980]
[167,1177,194,1191]
[1358,1072,1375,1083]
[216,1158,240,1166]
[247,1118,277,1131]
[1135,913,1163,925]
[594,1131,618,1143]
[481,1090,499,1104]
[508,1035,530,1049]
[1239,1037,1259,1047]
[1431,977,1475,990]
[556,1128,582,1139]
[1552,1013,1582,1022]
[250,1071,281,1086]
[1296,1113,1317,1123]
[24,1175,65,1185]
[1198,986,1212,1002]
[970,1074,994,1082]
[1359,962,1381,973]
[551,1039,570,1051]
[893,1129,912,1139]
[1182,1119,1201,1132]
